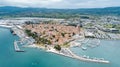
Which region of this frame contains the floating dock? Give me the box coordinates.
[14,41,24,52]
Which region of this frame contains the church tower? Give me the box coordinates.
[76,24,80,34]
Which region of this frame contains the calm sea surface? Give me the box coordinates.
[0,27,120,67]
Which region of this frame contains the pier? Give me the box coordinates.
[66,48,109,64]
[14,41,24,52]
[0,23,13,28]
[47,47,110,64]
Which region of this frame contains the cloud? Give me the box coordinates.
[0,0,62,7]
[0,0,120,8]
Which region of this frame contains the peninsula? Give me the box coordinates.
[22,21,110,63]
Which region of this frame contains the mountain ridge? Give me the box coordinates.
[0,6,120,18]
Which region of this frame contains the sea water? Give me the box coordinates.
[0,27,119,67]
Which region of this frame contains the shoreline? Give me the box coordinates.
[0,25,13,28]
[26,44,110,64]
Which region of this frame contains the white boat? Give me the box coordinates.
[81,46,87,50]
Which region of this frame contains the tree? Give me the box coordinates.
[25,29,38,38]
[54,45,61,51]
[61,33,65,37]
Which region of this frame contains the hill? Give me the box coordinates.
[0,6,120,18]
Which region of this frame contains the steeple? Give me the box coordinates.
[76,24,80,34]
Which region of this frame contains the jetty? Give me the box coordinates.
[0,23,13,28]
[47,48,110,64]
[14,41,24,52]
[66,48,109,63]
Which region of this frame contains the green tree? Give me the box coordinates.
[54,45,61,51]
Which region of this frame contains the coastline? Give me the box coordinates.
[0,24,110,64]
[26,44,110,64]
[0,25,13,28]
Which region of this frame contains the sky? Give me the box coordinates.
[0,0,120,8]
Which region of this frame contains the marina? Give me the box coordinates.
[14,41,24,52]
[87,39,100,48]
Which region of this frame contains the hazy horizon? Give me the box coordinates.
[0,0,120,9]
